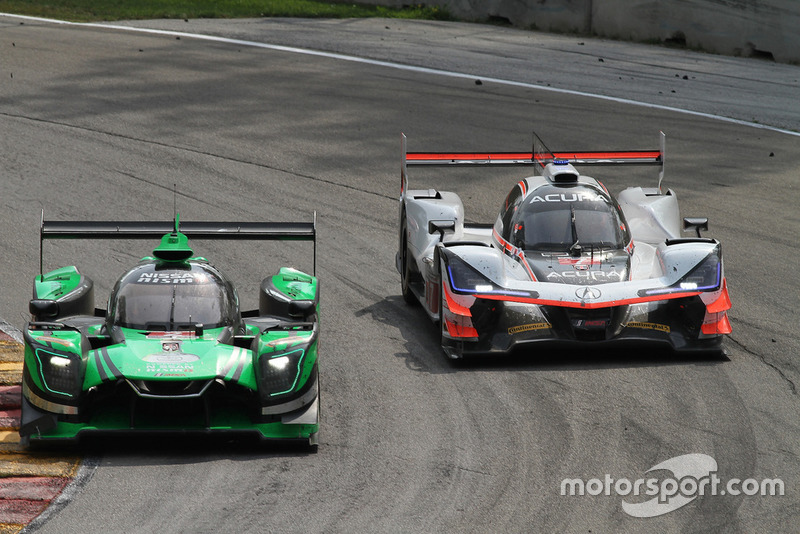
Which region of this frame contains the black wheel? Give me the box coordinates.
[400,221,417,305]
[438,276,445,333]
[306,378,320,453]
[439,274,453,358]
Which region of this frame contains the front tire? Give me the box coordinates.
[400,222,417,305]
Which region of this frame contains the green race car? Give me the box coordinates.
[20,216,320,448]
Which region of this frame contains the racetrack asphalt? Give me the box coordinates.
[0,13,798,534]
[84,16,800,135]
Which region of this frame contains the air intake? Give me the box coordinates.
[542,162,579,183]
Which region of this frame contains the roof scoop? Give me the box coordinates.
[153,214,193,262]
[543,162,579,183]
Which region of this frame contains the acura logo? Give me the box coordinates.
[576,286,602,300]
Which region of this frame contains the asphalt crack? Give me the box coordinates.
[727,334,797,396]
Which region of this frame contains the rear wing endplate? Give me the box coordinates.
[39,214,317,275]
[401,131,666,193]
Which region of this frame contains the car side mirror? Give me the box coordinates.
[288,300,316,320]
[30,299,60,320]
[683,217,709,237]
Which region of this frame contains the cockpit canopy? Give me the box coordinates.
[109,261,240,331]
[502,183,630,253]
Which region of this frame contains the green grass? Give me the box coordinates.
[0,0,451,23]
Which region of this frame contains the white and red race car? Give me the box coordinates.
[396,132,731,359]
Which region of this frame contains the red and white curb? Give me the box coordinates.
[0,324,85,534]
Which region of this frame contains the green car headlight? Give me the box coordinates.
[258,348,305,398]
[35,347,82,398]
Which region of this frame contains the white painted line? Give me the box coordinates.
[22,456,102,533]
[2,12,799,137]
[0,321,23,344]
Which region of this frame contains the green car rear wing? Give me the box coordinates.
[39,213,317,275]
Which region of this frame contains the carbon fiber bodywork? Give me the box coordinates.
[397,133,731,359]
[21,218,321,448]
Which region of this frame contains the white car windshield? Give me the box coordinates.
[516,186,626,252]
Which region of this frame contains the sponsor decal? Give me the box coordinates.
[265,335,308,348]
[572,319,607,328]
[548,270,624,282]
[136,272,207,284]
[529,192,607,203]
[144,352,198,363]
[558,257,603,266]
[162,341,181,352]
[146,361,195,374]
[147,332,196,339]
[624,322,671,333]
[508,322,551,335]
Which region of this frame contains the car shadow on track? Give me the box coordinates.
[362,295,730,374]
[27,434,318,463]
[355,295,458,375]
[455,345,730,372]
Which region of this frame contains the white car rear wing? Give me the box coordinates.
[401,131,666,195]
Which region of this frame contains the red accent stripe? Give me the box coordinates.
[702,313,732,335]
[442,282,472,317]
[706,279,732,313]
[558,258,602,266]
[492,228,513,254]
[552,151,661,161]
[407,152,533,161]
[407,150,661,163]
[444,318,479,339]
[475,290,702,309]
[516,251,537,281]
[491,228,536,281]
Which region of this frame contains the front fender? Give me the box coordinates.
[253,323,318,405]
[403,190,465,265]
[23,325,88,412]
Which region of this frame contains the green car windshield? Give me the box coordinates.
[110,263,238,331]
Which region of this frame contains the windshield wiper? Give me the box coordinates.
[168,285,176,330]
[569,204,582,257]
